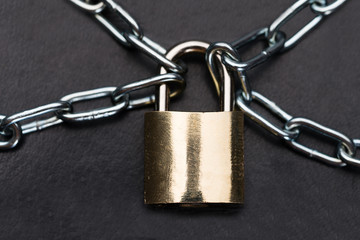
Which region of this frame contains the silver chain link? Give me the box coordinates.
[69,0,184,73]
[0,73,184,149]
[1,0,357,169]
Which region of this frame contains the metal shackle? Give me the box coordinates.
[157,40,234,112]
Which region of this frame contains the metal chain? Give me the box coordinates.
[223,0,347,72]
[214,0,358,167]
[1,0,357,169]
[69,0,184,73]
[0,73,185,149]
[0,0,190,149]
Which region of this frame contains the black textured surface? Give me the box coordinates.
[1,1,360,239]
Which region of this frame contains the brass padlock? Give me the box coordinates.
[144,41,244,207]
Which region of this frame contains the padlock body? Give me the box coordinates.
[144,111,244,206]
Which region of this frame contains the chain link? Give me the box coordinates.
[70,0,142,45]
[285,117,355,167]
[267,0,327,50]
[0,115,22,150]
[339,139,360,167]
[0,102,71,131]
[112,73,185,109]
[311,0,347,15]
[224,28,286,71]
[69,0,184,72]
[206,42,252,103]
[235,90,358,167]
[21,116,63,135]
[57,87,128,122]
[236,91,297,140]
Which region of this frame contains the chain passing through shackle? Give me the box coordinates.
[144,41,244,206]
[0,0,355,173]
[209,0,355,168]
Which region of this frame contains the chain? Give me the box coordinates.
[210,0,358,167]
[69,0,185,73]
[1,0,357,169]
[0,73,185,149]
[0,0,190,149]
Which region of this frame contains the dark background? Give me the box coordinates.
[0,0,359,239]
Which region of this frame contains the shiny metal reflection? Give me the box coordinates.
[144,111,244,206]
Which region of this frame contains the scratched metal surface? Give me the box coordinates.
[0,0,359,239]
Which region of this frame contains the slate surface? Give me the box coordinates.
[0,1,360,239]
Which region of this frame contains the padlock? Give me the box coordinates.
[144,41,244,207]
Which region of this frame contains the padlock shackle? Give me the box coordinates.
[157,40,234,112]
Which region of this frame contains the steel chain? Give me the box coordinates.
[223,0,348,72]
[0,73,184,149]
[1,0,357,169]
[235,92,358,167]
[216,0,357,167]
[69,0,184,73]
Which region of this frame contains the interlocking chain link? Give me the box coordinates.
[69,0,184,72]
[0,73,184,149]
[215,0,357,167]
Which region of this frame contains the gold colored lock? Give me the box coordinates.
[144,41,244,207]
